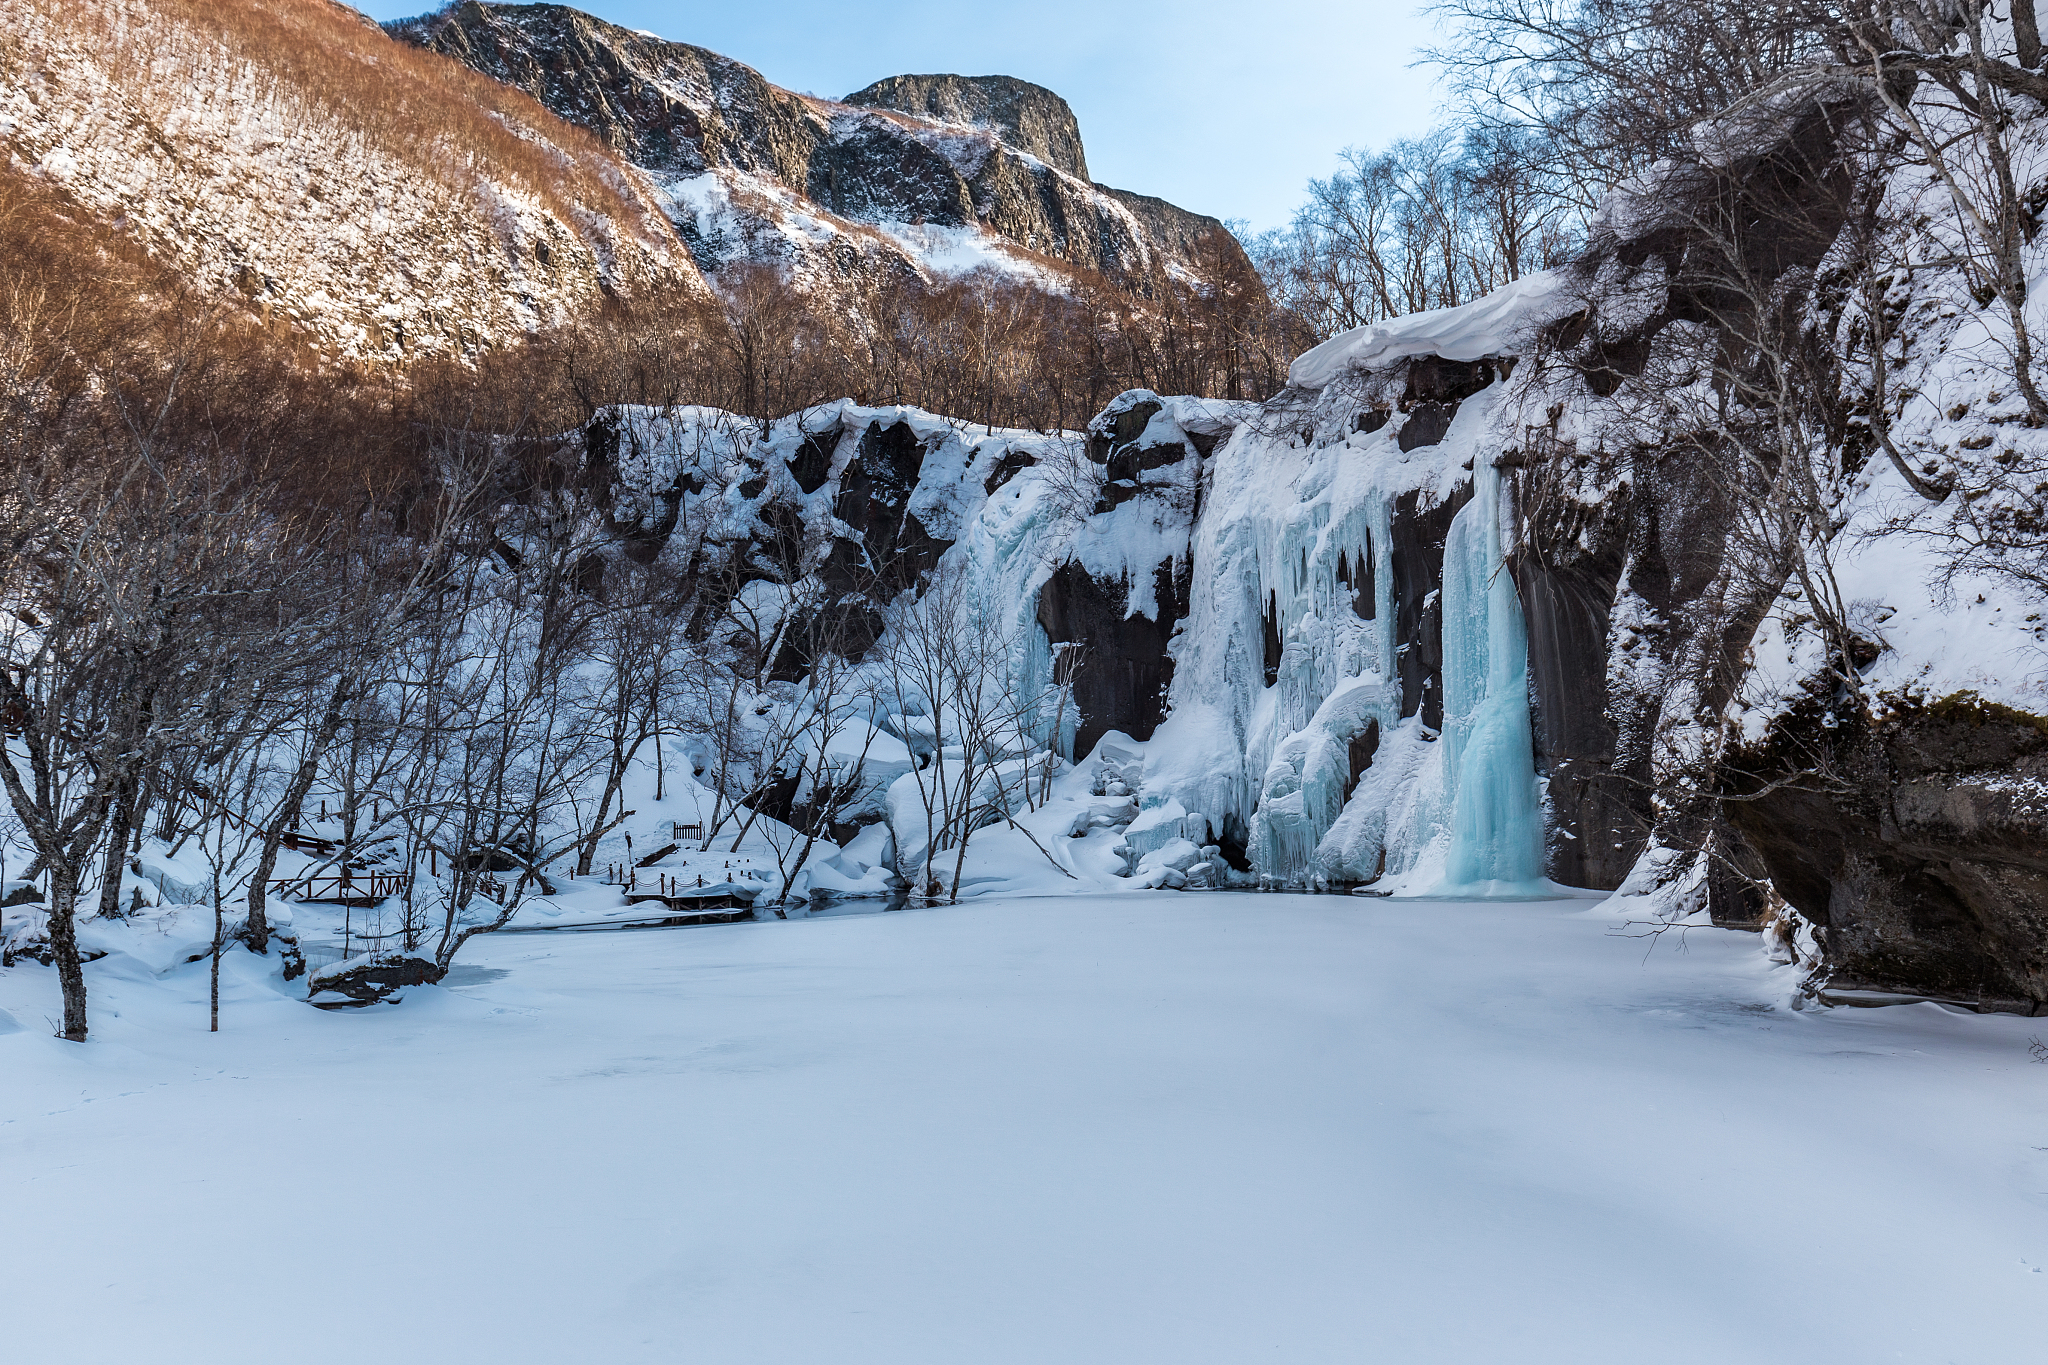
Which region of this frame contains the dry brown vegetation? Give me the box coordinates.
[19,0,678,252]
[499,230,1308,435]
[5,0,1299,435]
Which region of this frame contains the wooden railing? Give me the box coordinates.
[269,872,411,903]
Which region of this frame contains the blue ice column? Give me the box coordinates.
[1437,462,1545,891]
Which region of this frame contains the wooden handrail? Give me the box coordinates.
[269,872,411,901]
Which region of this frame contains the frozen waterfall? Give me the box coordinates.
[1436,462,1546,893]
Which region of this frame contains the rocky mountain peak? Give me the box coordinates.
[389,3,1251,294]
[843,74,1090,182]
[384,2,807,181]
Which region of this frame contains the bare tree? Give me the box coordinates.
[0,447,310,1039]
[1249,127,1578,345]
[756,627,883,902]
[872,565,1041,901]
[571,547,691,875]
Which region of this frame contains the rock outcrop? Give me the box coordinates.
[307,954,442,1008]
[389,3,1252,291]
[844,74,1091,180]
[1726,696,2048,1012]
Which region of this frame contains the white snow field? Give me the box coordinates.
[5,893,2046,1364]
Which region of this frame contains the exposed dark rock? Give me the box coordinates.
[771,601,889,678]
[1388,488,1467,729]
[1087,396,1162,461]
[1037,559,1190,758]
[829,421,949,595]
[982,446,1037,495]
[308,954,442,1009]
[1085,392,1198,515]
[807,122,975,225]
[843,73,1090,180]
[1262,591,1283,688]
[1336,533,1375,620]
[761,419,951,662]
[1508,485,1643,889]
[1551,91,1861,398]
[392,5,1256,291]
[1094,186,1242,273]
[277,934,308,982]
[1214,814,1253,872]
[1344,720,1381,803]
[742,773,803,827]
[1704,825,1775,929]
[1724,694,2048,1013]
[1404,356,1495,406]
[390,3,788,180]
[1095,479,1143,512]
[1397,402,1457,451]
[786,429,836,493]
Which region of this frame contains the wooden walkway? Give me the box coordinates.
[623,878,762,915]
[269,871,411,908]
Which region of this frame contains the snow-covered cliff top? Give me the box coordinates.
[1286,270,1574,389]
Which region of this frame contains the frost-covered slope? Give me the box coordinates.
[0,0,700,361]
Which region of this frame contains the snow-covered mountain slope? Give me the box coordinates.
[0,0,701,362]
[387,3,1251,294]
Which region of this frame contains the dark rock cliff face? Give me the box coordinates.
[1725,698,2048,1013]
[1387,93,1859,895]
[389,2,813,182]
[1034,392,1206,756]
[389,3,1253,288]
[1507,491,1642,890]
[1037,560,1190,759]
[581,395,1225,762]
[1228,85,2043,1008]
[844,74,1090,180]
[789,417,954,667]
[1388,488,1465,732]
[1480,93,2044,1004]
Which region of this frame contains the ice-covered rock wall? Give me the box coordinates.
[1140,336,1560,893]
[584,351,1565,898]
[546,48,2048,1008]
[592,388,1251,759]
[575,88,2048,1001]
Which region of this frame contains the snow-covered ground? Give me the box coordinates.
[4,893,2045,1363]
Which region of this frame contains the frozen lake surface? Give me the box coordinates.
[4,892,2046,1363]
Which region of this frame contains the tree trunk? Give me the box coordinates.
[95,775,138,920]
[2016,0,2043,70]
[576,775,619,877]
[782,828,821,904]
[210,883,222,1033]
[48,866,87,1041]
[949,802,976,904]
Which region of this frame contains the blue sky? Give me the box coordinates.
[358,1,1444,231]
